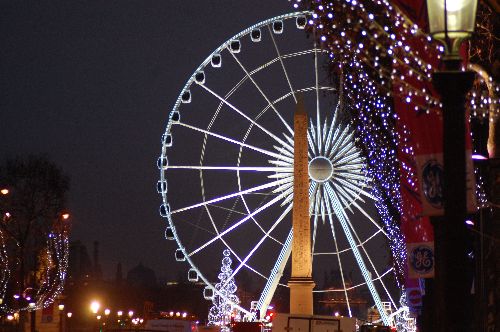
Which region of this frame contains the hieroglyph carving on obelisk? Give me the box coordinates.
[288,95,315,315]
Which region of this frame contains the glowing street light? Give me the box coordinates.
[426,0,478,330]
[427,0,478,56]
[128,310,134,318]
[0,189,9,195]
[61,213,70,220]
[104,308,111,316]
[117,310,123,317]
[90,301,100,314]
[58,304,65,332]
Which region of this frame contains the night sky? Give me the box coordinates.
[0,1,293,280]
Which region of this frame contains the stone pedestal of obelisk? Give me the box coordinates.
[288,96,315,315]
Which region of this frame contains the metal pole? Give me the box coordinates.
[431,63,475,331]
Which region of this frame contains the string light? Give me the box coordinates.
[207,250,241,331]
[0,218,70,313]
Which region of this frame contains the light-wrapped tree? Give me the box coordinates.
[208,249,240,332]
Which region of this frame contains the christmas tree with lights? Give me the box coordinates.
[207,249,240,332]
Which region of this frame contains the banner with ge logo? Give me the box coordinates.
[407,242,435,279]
[416,152,477,216]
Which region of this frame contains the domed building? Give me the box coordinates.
[127,262,157,288]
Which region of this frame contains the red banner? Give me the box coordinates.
[392,0,476,303]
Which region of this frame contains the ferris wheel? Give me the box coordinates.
[157,12,404,326]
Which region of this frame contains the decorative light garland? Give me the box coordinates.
[0,218,70,313]
[0,230,10,306]
[208,249,241,332]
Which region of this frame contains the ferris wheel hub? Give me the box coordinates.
[308,156,333,182]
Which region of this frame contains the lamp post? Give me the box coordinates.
[58,304,64,332]
[66,312,72,332]
[90,301,100,332]
[128,310,134,330]
[426,0,478,331]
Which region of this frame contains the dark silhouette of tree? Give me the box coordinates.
[0,155,70,328]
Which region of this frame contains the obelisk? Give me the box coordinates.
[288,95,315,315]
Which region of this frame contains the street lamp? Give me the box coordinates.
[128,310,134,330]
[427,0,478,59]
[58,304,65,332]
[90,301,100,314]
[66,312,72,332]
[426,0,478,331]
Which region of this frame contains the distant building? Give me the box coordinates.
[68,241,93,280]
[127,262,158,288]
[92,241,103,280]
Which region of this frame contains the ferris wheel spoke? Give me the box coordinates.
[239,187,285,245]
[338,197,397,308]
[332,143,360,165]
[327,126,352,158]
[223,202,293,287]
[198,84,292,148]
[167,165,293,172]
[329,134,356,161]
[324,184,390,325]
[177,122,293,163]
[347,227,397,309]
[229,51,294,136]
[313,268,394,293]
[309,181,319,214]
[307,129,317,156]
[313,37,322,152]
[313,228,385,256]
[334,170,369,183]
[204,207,266,277]
[278,185,294,207]
[334,177,376,201]
[324,187,353,317]
[311,213,319,264]
[331,146,361,163]
[273,145,295,159]
[320,117,329,155]
[334,163,369,174]
[331,183,388,237]
[188,190,288,257]
[267,25,297,104]
[208,204,248,216]
[171,179,287,215]
[175,213,216,235]
[323,101,340,154]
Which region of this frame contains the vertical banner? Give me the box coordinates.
[407,242,435,279]
[394,49,438,283]
[416,140,477,216]
[390,2,437,306]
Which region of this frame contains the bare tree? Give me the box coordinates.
[0,155,70,330]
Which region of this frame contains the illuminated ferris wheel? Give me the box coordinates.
[157,12,406,326]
